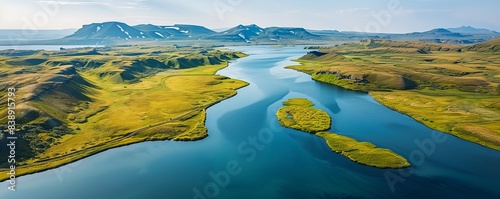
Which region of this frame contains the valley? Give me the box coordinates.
[1,44,499,199]
[1,0,500,197]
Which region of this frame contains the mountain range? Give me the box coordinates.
[1,22,499,45]
[63,22,321,43]
[379,28,500,44]
[67,22,216,40]
[447,26,500,35]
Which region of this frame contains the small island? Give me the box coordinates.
[277,98,411,169]
[317,132,410,168]
[276,98,331,133]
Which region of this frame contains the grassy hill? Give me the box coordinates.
[0,45,248,181]
[288,39,500,151]
[466,38,500,52]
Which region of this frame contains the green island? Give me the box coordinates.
[316,132,411,168]
[288,39,500,151]
[0,45,248,181]
[277,98,410,169]
[276,98,331,133]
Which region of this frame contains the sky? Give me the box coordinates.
[0,0,499,33]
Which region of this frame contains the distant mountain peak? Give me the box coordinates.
[234,24,263,31]
[428,28,453,33]
[247,24,261,28]
[406,28,464,38]
[66,21,143,40]
[447,26,499,34]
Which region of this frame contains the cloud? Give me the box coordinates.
[125,0,147,6]
[120,0,149,9]
[37,0,150,9]
[335,8,370,15]
[38,0,111,6]
[117,6,149,9]
[398,9,452,15]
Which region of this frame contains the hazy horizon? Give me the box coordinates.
[0,0,499,33]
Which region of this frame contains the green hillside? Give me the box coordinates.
[288,39,500,151]
[0,45,248,181]
[466,38,500,52]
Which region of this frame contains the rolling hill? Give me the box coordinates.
[0,45,249,180]
[466,38,500,52]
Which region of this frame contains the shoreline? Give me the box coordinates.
[286,66,500,152]
[368,92,500,151]
[0,60,250,182]
[276,98,410,169]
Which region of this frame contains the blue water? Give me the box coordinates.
[1,46,499,199]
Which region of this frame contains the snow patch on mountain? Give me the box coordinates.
[238,33,250,42]
[164,26,180,30]
[116,24,132,38]
[155,32,164,38]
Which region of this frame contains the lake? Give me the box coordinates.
[1,45,499,199]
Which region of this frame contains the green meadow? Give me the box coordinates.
[289,39,500,151]
[0,45,248,181]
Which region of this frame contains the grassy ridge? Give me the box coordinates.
[0,45,248,181]
[277,98,410,169]
[288,39,500,151]
[467,38,500,52]
[317,132,410,169]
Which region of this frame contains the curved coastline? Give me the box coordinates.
[0,59,250,182]
[287,56,500,151]
[2,45,500,199]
